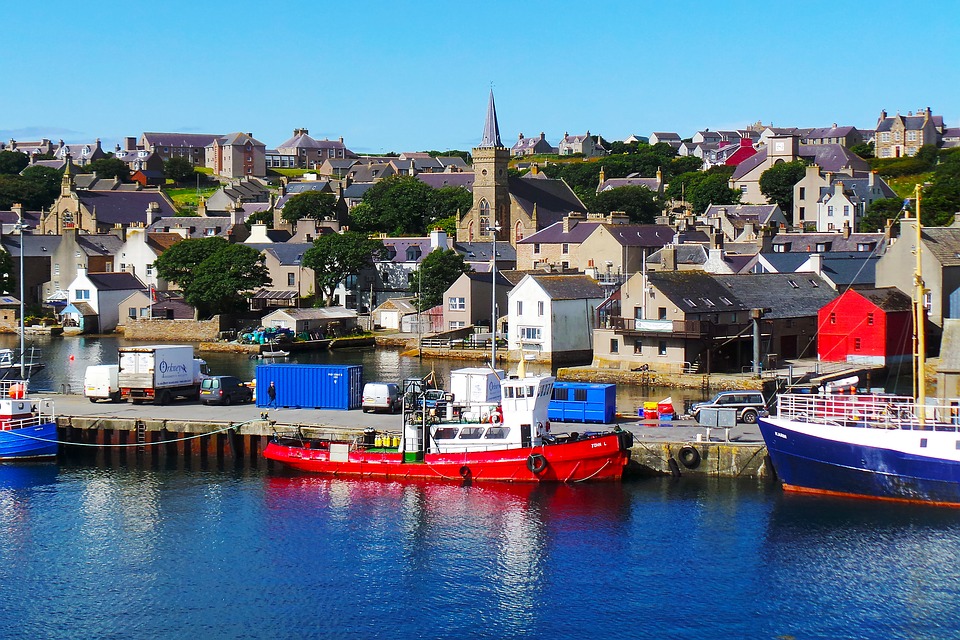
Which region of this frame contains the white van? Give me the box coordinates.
[84,364,121,402]
[362,382,400,413]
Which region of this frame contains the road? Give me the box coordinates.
[50,393,765,444]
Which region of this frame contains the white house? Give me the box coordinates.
[507,274,605,364]
[62,269,145,332]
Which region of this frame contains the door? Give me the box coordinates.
[520,424,531,448]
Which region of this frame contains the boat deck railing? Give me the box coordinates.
[777,393,960,430]
[0,379,29,396]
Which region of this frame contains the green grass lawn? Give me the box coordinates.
[165,185,220,211]
[887,172,934,199]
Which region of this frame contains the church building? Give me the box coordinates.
[456,91,586,248]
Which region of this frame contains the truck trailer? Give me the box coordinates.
[118,345,208,405]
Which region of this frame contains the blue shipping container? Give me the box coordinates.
[256,364,362,410]
[548,382,616,424]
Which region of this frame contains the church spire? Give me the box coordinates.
[478,89,502,148]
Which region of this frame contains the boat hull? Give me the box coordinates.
[758,416,960,506]
[263,432,630,483]
[0,422,58,460]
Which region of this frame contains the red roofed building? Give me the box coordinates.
[724,137,758,166]
[818,288,913,365]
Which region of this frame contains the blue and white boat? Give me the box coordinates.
[758,188,960,506]
[0,380,57,461]
[758,393,960,506]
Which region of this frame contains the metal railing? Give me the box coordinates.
[777,393,960,430]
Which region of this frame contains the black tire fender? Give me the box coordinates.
[527,453,548,474]
[678,446,701,469]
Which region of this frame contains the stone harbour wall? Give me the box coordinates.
[123,317,224,342]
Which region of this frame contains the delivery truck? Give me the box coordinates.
[118,345,208,405]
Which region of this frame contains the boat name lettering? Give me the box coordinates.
[591,442,604,448]
[774,431,787,439]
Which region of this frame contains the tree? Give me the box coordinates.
[165,157,197,184]
[593,186,661,223]
[302,231,387,305]
[350,175,437,235]
[850,142,874,159]
[430,186,472,223]
[282,190,337,224]
[759,160,807,211]
[859,197,904,234]
[86,157,130,181]
[410,249,469,311]
[21,165,62,206]
[666,171,740,214]
[0,151,29,175]
[154,237,270,317]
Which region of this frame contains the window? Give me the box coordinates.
[830,312,836,324]
[843,205,850,216]
[799,207,805,220]
[520,327,541,341]
[140,307,150,317]
[537,301,544,316]
[773,244,784,253]
[534,243,541,254]
[881,133,890,142]
[634,339,642,354]
[799,187,805,199]
[827,206,834,217]
[658,341,667,356]
[287,273,295,286]
[54,263,60,276]
[867,313,874,326]
[205,228,216,236]
[907,131,917,141]
[516,300,523,315]
[854,337,861,350]
[449,297,465,310]
[740,185,748,194]
[658,307,667,320]
[449,321,465,330]
[75,289,90,300]
[562,243,569,254]
[816,243,827,252]
[128,307,136,318]
[610,338,619,353]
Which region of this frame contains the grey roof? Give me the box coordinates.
[600,224,676,248]
[212,132,265,148]
[417,173,475,190]
[853,287,912,312]
[87,272,145,291]
[148,216,235,238]
[478,90,502,148]
[455,241,517,262]
[805,126,857,139]
[922,227,960,267]
[770,232,887,253]
[77,190,177,225]
[247,243,312,265]
[527,274,604,300]
[876,113,932,133]
[78,234,123,256]
[649,271,836,319]
[264,307,357,320]
[519,221,600,244]
[704,204,780,223]
[2,233,61,258]
[647,244,708,265]
[464,271,513,287]
[142,132,220,148]
[598,176,661,192]
[509,173,587,227]
[286,181,333,194]
[731,143,870,180]
[343,183,375,199]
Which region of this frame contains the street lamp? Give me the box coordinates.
[490,225,501,368]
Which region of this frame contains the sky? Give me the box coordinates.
[3,0,959,155]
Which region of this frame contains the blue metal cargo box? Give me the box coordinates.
[256,364,362,410]
[548,382,616,424]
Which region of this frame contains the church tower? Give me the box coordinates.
[458,90,511,245]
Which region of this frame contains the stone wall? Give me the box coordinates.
[123,316,225,341]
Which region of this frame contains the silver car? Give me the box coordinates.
[691,391,768,424]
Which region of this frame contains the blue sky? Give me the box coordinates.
[3,0,958,154]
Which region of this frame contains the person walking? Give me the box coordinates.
[267,381,277,408]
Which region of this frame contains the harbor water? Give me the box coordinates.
[1,464,958,639]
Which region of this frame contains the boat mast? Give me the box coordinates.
[915,184,926,419]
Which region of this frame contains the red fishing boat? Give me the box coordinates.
[263,373,632,483]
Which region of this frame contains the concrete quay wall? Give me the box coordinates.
[55,414,772,478]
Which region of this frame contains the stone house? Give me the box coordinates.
[557,131,605,157]
[140,132,221,166]
[874,108,942,158]
[246,243,315,310]
[442,271,512,332]
[792,165,895,230]
[205,132,267,178]
[511,132,554,157]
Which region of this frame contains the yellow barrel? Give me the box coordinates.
[392,435,400,447]
[374,435,383,447]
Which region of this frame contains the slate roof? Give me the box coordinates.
[508,174,587,227]
[600,224,675,248]
[264,307,357,320]
[805,126,857,139]
[876,114,932,133]
[649,271,836,319]
[819,255,879,287]
[148,216,236,238]
[597,176,661,192]
[853,287,913,312]
[146,232,186,253]
[770,232,886,253]
[528,274,604,300]
[276,133,355,157]
[78,234,123,257]
[87,272,145,291]
[212,132,265,148]
[247,243,312,266]
[921,227,960,267]
[464,271,514,287]
[519,221,599,244]
[343,183,375,199]
[704,204,781,225]
[2,233,61,258]
[417,173,476,190]
[731,143,870,180]
[647,243,708,266]
[76,190,176,226]
[142,132,220,148]
[455,241,517,263]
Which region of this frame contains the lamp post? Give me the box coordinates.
[490,225,501,368]
[16,214,26,379]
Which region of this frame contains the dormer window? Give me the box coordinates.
[788,280,799,288]
[816,243,827,252]
[406,247,422,261]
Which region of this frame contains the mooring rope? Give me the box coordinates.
[1,419,261,448]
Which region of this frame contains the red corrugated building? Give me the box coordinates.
[818,288,913,365]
